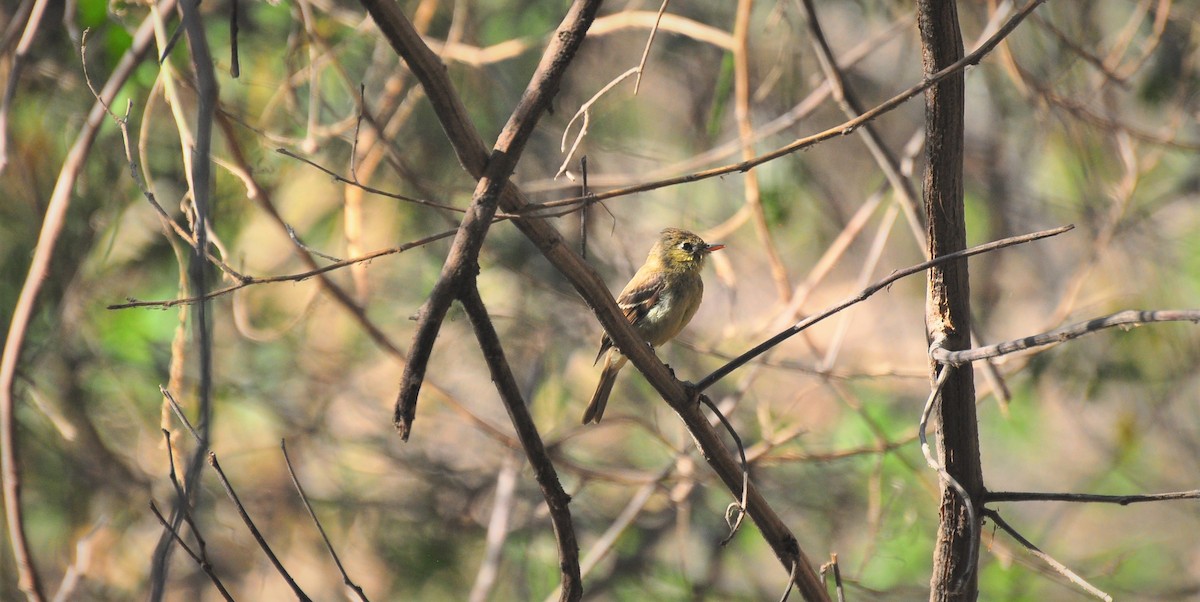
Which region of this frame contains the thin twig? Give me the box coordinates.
[983,509,1113,602]
[50,518,106,602]
[160,392,297,599]
[147,502,236,601]
[161,388,203,444]
[519,0,1051,216]
[554,67,638,179]
[932,310,1200,365]
[987,489,1200,504]
[161,428,206,560]
[281,440,369,601]
[468,453,520,602]
[696,225,1074,391]
[208,452,313,601]
[818,554,844,602]
[733,0,791,302]
[277,147,479,213]
[699,395,748,545]
[631,0,669,94]
[780,560,798,602]
[918,364,979,592]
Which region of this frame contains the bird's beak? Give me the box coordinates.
[705,243,725,253]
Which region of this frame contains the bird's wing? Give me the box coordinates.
[616,270,668,327]
[593,269,668,363]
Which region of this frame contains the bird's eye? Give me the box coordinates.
[680,242,695,252]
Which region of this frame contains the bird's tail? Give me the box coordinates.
[582,354,626,424]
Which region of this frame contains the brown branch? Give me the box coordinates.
[149,2,221,595]
[918,0,982,597]
[0,4,176,600]
[918,365,979,591]
[469,453,521,602]
[459,285,582,601]
[208,452,313,601]
[388,0,603,439]
[360,1,832,597]
[276,147,477,214]
[162,391,310,599]
[987,489,1200,505]
[281,440,369,602]
[983,509,1113,602]
[517,0,1050,216]
[932,310,1200,365]
[147,502,236,602]
[695,225,1074,392]
[733,0,791,302]
[107,228,458,309]
[150,427,235,601]
[698,395,749,545]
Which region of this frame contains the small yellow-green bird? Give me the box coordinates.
[583,228,724,424]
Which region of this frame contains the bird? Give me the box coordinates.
[582,228,724,424]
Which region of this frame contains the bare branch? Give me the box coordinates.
[459,285,582,600]
[281,440,370,602]
[733,0,791,301]
[932,310,1200,365]
[108,229,458,310]
[519,0,1051,216]
[983,509,1113,602]
[389,0,604,440]
[987,489,1200,505]
[147,502,236,602]
[1,5,176,599]
[919,364,978,593]
[696,225,1074,392]
[208,452,313,601]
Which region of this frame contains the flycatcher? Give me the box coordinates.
[583,228,724,424]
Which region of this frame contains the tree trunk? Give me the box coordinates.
[918,0,985,600]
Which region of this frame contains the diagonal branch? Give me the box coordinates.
[695,225,1073,391]
[388,0,604,439]
[983,509,1112,602]
[360,1,831,598]
[517,0,1050,216]
[932,310,1200,365]
[459,285,582,601]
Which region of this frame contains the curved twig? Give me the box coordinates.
[918,364,978,592]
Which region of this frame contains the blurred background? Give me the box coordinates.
[1,0,1198,599]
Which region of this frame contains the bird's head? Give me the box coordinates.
[654,228,725,272]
